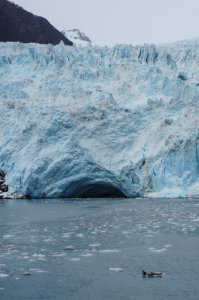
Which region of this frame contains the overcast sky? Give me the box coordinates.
[12,0,199,46]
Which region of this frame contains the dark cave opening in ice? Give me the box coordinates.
[61,180,126,198]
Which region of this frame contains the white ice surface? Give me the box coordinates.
[1,40,199,198]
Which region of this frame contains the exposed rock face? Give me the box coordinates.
[0,171,8,192]
[0,41,199,198]
[0,171,10,198]
[0,0,73,46]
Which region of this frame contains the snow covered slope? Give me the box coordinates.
[0,40,199,198]
[62,29,91,47]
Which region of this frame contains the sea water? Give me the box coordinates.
[0,198,199,300]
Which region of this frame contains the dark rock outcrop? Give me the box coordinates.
[0,171,8,193]
[0,0,73,45]
[0,171,9,198]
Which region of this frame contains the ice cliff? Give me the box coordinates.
[0,40,199,198]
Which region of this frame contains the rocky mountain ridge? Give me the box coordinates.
[0,0,73,45]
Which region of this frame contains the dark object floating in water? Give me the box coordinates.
[142,270,162,277]
[64,246,75,250]
[142,270,147,276]
[24,272,32,276]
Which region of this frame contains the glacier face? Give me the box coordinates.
[0,41,199,198]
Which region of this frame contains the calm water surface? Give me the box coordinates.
[0,198,199,300]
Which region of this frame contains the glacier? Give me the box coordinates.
[0,40,199,198]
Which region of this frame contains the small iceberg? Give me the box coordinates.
[109,268,123,272]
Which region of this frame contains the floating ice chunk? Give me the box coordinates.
[76,234,84,238]
[109,268,123,272]
[28,269,47,274]
[89,244,101,247]
[51,253,66,257]
[80,253,93,257]
[43,238,55,242]
[148,247,167,253]
[32,253,46,258]
[3,235,13,238]
[69,258,80,261]
[35,270,48,273]
[99,249,120,253]
[62,233,72,238]
[0,274,9,278]
[32,253,46,260]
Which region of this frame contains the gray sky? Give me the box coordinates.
[12,0,199,46]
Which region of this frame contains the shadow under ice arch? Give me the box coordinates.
[60,178,126,198]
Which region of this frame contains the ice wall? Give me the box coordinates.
[0,41,199,198]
